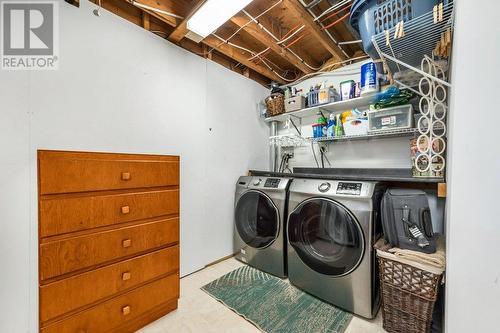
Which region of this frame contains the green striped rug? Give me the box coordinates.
[201,265,352,333]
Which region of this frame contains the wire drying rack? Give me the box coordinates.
[372,1,455,89]
[269,134,308,148]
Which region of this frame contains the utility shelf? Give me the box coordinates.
[264,94,376,123]
[309,128,418,143]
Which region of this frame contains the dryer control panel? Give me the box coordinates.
[336,182,362,195]
[264,178,281,188]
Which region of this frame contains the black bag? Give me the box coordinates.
[381,188,436,254]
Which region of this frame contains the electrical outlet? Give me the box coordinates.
[318,142,329,153]
[282,148,294,159]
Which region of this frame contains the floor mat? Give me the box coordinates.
[201,265,352,333]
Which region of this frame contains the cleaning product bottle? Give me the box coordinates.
[335,114,343,137]
[326,113,335,137]
[317,114,327,137]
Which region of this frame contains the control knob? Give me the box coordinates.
[318,182,331,193]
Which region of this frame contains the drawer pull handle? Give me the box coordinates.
[122,239,132,248]
[122,305,131,316]
[122,271,131,281]
[121,172,131,180]
[121,206,130,214]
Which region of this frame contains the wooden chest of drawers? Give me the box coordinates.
[38,151,180,332]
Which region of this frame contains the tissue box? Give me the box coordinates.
[343,118,369,136]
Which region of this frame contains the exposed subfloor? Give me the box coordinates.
[139,258,385,333]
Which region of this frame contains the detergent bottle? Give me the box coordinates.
[326,113,336,137]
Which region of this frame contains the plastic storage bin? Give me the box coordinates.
[308,88,338,107]
[349,0,444,62]
[368,104,413,132]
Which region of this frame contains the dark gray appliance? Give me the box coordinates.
[234,176,292,278]
[286,178,385,319]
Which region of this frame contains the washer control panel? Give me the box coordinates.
[336,182,362,195]
[264,178,281,188]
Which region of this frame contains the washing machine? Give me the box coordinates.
[234,176,292,278]
[287,178,385,318]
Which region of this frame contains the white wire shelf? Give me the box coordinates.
[372,1,454,87]
[264,94,376,123]
[308,128,418,143]
[269,134,308,147]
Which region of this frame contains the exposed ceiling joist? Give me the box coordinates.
[203,36,285,84]
[284,0,346,61]
[168,0,206,43]
[142,12,150,30]
[125,0,180,27]
[230,14,313,74]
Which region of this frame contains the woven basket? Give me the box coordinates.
[265,93,285,117]
[377,255,442,333]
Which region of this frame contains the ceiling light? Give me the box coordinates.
[187,0,254,39]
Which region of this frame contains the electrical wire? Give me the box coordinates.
[278,55,369,88]
[284,31,309,49]
[129,1,184,19]
[321,12,350,31]
[311,141,320,168]
[314,0,352,22]
[320,146,332,167]
[276,25,306,45]
[319,3,351,23]
[216,0,283,48]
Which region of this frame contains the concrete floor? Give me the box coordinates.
[139,258,385,333]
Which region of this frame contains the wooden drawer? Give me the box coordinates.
[38,151,179,195]
[40,218,179,281]
[40,189,179,237]
[40,245,179,323]
[41,273,180,333]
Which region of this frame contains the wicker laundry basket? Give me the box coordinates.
[265,93,285,117]
[377,247,443,333]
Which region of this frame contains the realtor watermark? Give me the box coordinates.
[1,1,59,70]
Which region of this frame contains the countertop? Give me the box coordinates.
[249,168,444,183]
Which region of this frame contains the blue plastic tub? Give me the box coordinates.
[349,0,444,62]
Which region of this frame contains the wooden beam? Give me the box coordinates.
[123,0,180,27]
[142,12,150,30]
[168,0,206,43]
[438,183,447,198]
[230,14,313,74]
[284,0,345,61]
[203,35,285,84]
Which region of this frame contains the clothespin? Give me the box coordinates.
[393,21,405,40]
[438,3,444,22]
[385,30,390,46]
[394,22,400,40]
[433,5,438,23]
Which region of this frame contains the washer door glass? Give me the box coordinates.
[288,198,364,276]
[235,191,279,249]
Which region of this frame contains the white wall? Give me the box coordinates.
[0,2,269,332]
[445,0,500,332]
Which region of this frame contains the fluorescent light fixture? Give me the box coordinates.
[187,0,253,39]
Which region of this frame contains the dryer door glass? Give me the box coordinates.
[288,198,364,276]
[235,191,279,249]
